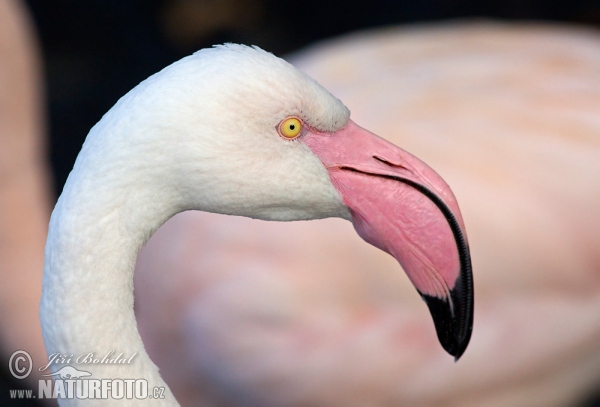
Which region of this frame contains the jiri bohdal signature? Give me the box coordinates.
[40,351,137,372]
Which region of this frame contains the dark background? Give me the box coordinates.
[22,0,600,198]
[3,0,599,405]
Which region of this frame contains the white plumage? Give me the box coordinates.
[41,45,356,406]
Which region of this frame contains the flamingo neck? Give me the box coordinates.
[40,140,182,405]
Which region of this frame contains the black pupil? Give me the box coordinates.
[289,124,295,130]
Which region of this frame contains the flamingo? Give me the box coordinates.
[41,44,473,405]
[0,0,51,391]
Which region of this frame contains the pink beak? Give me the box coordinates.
[303,120,473,360]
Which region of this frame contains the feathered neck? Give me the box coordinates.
[41,127,181,404]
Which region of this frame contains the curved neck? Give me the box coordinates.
[41,146,182,405]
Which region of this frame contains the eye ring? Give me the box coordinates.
[278,117,303,140]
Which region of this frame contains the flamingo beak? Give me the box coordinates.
[302,120,474,360]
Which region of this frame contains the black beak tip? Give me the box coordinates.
[420,275,474,361]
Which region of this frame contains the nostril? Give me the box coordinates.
[373,155,409,171]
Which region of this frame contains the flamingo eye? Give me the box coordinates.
[278,117,302,139]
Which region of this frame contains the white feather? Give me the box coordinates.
[41,45,351,406]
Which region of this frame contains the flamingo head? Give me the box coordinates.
[98,44,473,359]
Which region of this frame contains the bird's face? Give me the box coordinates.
[252,112,473,359]
[134,44,473,359]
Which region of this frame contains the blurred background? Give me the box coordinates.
[1,0,600,405]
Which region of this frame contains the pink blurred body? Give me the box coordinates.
[0,0,52,392]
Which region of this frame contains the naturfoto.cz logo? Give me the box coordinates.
[7,350,166,401]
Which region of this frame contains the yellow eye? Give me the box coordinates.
[278,117,302,139]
